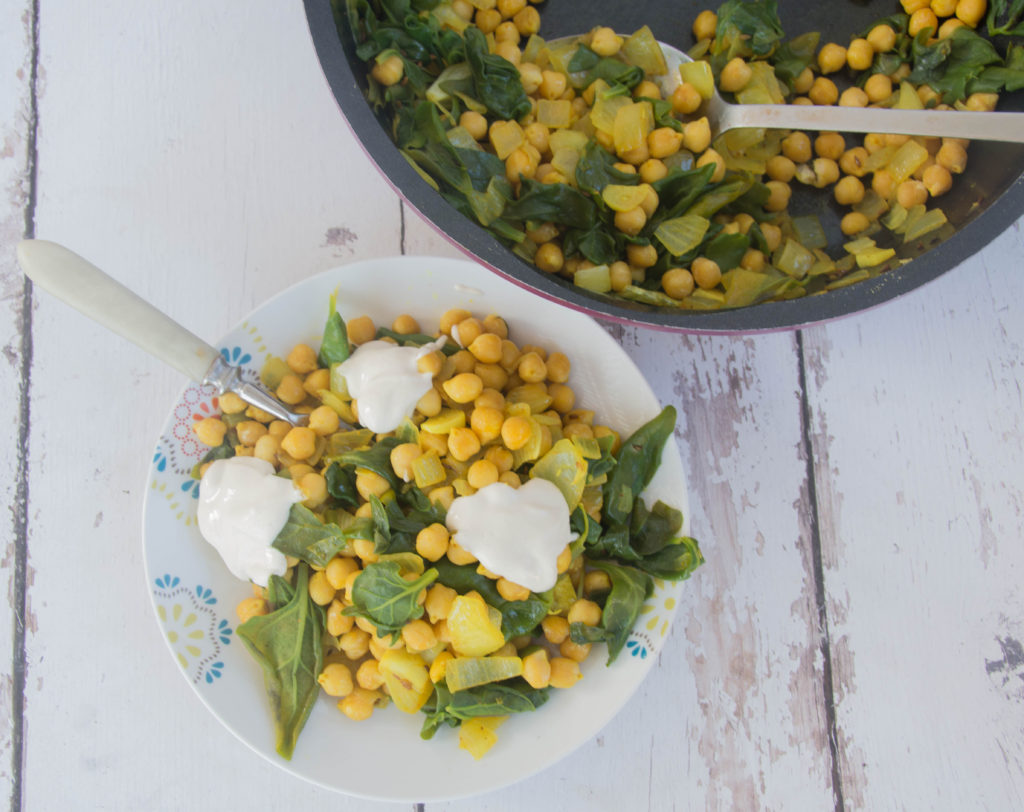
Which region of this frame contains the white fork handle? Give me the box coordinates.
[17,239,219,382]
[720,103,1024,142]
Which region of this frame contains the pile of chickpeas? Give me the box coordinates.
[193,306,619,731]
[367,0,996,304]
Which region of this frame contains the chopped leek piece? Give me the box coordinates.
[411,450,446,489]
[679,59,715,100]
[620,285,681,307]
[613,101,655,153]
[654,214,710,256]
[507,382,554,413]
[537,99,572,129]
[260,355,291,389]
[420,409,467,434]
[887,139,929,186]
[791,215,828,250]
[574,264,612,293]
[531,438,588,510]
[622,25,668,75]
[854,247,896,268]
[853,189,889,221]
[775,238,816,278]
[882,202,909,231]
[903,207,947,242]
[843,236,878,255]
[548,129,589,154]
[602,184,650,212]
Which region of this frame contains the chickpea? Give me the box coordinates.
[280,426,316,460]
[522,649,551,689]
[817,43,848,74]
[782,131,812,163]
[682,117,712,153]
[766,154,796,182]
[401,619,438,652]
[541,615,570,645]
[648,127,683,159]
[840,147,870,177]
[308,570,336,606]
[517,351,547,383]
[864,73,893,104]
[956,0,987,26]
[539,70,567,100]
[839,86,870,108]
[719,57,752,92]
[355,469,390,501]
[252,434,280,464]
[832,175,865,206]
[671,82,703,115]
[236,596,269,624]
[496,578,531,602]
[792,67,814,95]
[937,140,968,173]
[692,9,717,40]
[589,26,622,56]
[626,243,658,269]
[922,163,953,196]
[459,110,488,141]
[868,23,898,52]
[548,657,583,688]
[609,260,632,292]
[545,351,570,384]
[896,179,929,208]
[761,223,782,253]
[871,168,896,200]
[318,663,354,698]
[692,257,722,289]
[447,426,482,461]
[193,417,227,447]
[808,76,839,106]
[424,583,457,623]
[696,148,725,182]
[846,38,874,71]
[764,180,792,212]
[370,54,404,87]
[633,80,661,100]
[661,267,694,300]
[299,472,328,508]
[614,206,647,236]
[812,157,841,188]
[909,8,939,36]
[442,372,484,404]
[815,132,846,161]
[568,599,602,627]
[902,0,931,12]
[938,17,966,37]
[339,687,382,721]
[470,405,504,444]
[741,249,766,272]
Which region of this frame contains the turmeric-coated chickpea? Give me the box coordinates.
[345,315,374,345]
[818,43,848,74]
[460,110,488,141]
[834,175,865,206]
[840,146,870,177]
[792,67,814,95]
[470,406,504,444]
[648,127,683,160]
[497,0,526,18]
[614,206,647,236]
[494,20,520,44]
[692,257,723,289]
[938,17,965,37]
[326,556,360,591]
[841,211,871,236]
[308,405,340,436]
[937,140,968,173]
[539,70,567,100]
[253,434,280,464]
[568,598,602,627]
[560,638,592,663]
[956,0,987,26]
[401,619,438,652]
[318,663,354,698]
[303,368,330,397]
[815,132,846,161]
[922,163,953,196]
[476,387,506,411]
[626,243,658,269]
[662,267,695,300]
[897,179,929,208]
[868,23,898,52]
[782,131,812,163]
[545,351,570,384]
[339,687,381,721]
[326,599,354,637]
[484,444,514,473]
[682,117,712,153]
[839,86,870,108]
[761,223,782,253]
[671,82,702,115]
[513,5,540,35]
[812,157,840,188]
[475,7,501,32]
[719,57,752,92]
[275,373,306,406]
[448,426,482,461]
[548,657,583,688]
[846,38,874,71]
[465,333,502,366]
[370,54,404,87]
[541,615,570,645]
[286,343,318,375]
[501,415,533,450]
[692,9,718,40]
[280,426,316,460]
[440,308,472,336]
[609,261,632,292]
[517,351,547,383]
[299,472,328,508]
[764,180,792,212]
[391,313,419,335]
[633,80,661,100]
[493,39,521,65]
[741,249,766,272]
[236,596,269,624]
[446,540,478,565]
[442,372,484,404]
[766,154,796,182]
[909,8,939,36]
[467,458,500,490]
[864,73,893,103]
[496,577,531,602]
[808,76,839,105]
[696,148,725,182]
[193,417,227,447]
[589,26,622,56]
[902,0,930,13]
[355,469,391,501]
[416,387,443,418]
[355,659,385,691]
[219,391,247,414]
[424,583,457,623]
[308,570,337,606]
[389,442,422,482]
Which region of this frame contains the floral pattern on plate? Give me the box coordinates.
[152,574,233,684]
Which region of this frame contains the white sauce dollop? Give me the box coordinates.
[197,456,302,586]
[336,336,447,433]
[445,478,576,592]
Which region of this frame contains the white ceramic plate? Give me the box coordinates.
[142,255,691,802]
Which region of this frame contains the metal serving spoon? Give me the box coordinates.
[17,239,312,427]
[554,35,1024,143]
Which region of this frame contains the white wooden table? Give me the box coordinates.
[2,2,1023,810]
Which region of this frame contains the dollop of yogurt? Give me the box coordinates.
[336,336,447,433]
[445,478,576,592]
[197,456,303,586]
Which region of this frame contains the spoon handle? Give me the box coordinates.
[17,239,219,382]
[720,102,1024,143]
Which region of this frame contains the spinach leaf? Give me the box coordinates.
[715,0,785,58]
[563,224,621,266]
[771,31,820,93]
[190,437,236,478]
[368,493,420,554]
[649,165,717,225]
[703,231,750,273]
[603,406,676,527]
[237,563,323,760]
[319,292,350,368]
[502,179,600,230]
[433,559,551,638]
[339,436,403,490]
[463,26,531,120]
[988,0,1024,36]
[271,503,372,567]
[975,43,1024,93]
[640,535,705,581]
[374,327,458,355]
[420,681,459,739]
[570,560,653,664]
[909,27,1002,102]
[446,680,550,719]
[324,461,359,509]
[575,140,640,197]
[265,572,294,608]
[345,560,439,636]
[632,500,684,556]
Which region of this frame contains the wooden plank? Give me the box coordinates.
[0,0,35,806]
[20,2,407,809]
[802,221,1024,809]
[423,319,836,809]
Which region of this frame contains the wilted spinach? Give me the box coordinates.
[433,559,551,638]
[237,563,324,760]
[570,560,653,664]
[271,503,372,568]
[345,560,438,636]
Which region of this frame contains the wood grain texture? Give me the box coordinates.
[803,222,1024,810]
[0,0,35,805]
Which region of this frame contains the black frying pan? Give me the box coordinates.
[303,0,1024,333]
